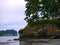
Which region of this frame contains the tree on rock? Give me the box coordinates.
[24,0,60,25]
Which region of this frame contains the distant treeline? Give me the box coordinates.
[0,29,17,36]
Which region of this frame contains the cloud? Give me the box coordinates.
[0,21,27,30]
[0,0,27,30]
[0,0,26,6]
[0,13,25,24]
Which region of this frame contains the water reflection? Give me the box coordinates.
[20,39,60,45]
[0,43,10,45]
[20,41,48,45]
[0,41,19,45]
[0,44,8,45]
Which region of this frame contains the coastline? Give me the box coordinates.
[19,37,53,43]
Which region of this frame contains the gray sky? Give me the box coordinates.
[0,0,27,31]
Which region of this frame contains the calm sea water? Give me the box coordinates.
[0,36,20,45]
[0,36,60,45]
[20,39,60,45]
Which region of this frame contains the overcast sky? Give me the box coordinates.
[0,0,27,31]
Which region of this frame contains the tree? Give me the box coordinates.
[40,0,60,19]
[25,0,39,23]
[24,0,60,25]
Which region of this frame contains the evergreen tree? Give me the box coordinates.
[25,0,60,24]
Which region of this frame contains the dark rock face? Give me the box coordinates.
[19,23,60,39]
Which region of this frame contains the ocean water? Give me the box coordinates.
[0,36,19,45]
[0,36,19,40]
[20,39,60,45]
[0,41,19,45]
[0,36,60,45]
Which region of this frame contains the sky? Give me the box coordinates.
[0,0,27,31]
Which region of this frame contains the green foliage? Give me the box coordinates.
[25,0,39,22]
[55,19,60,28]
[25,0,60,25]
[28,19,60,28]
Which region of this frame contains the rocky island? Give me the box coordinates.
[19,0,60,41]
[19,19,60,40]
